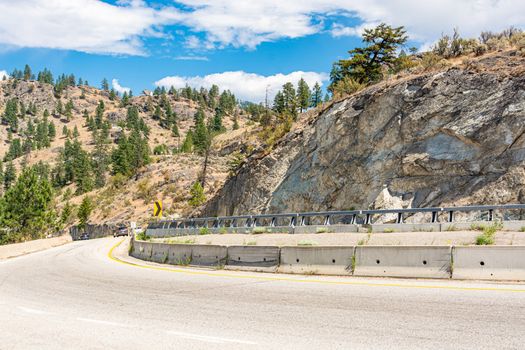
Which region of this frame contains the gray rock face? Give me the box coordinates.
[205,53,525,216]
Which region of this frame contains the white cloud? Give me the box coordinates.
[112,79,131,94]
[155,71,328,102]
[0,70,8,80]
[0,0,180,55]
[174,0,525,48]
[0,0,523,54]
[175,55,209,61]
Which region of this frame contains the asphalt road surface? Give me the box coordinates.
[1,238,525,350]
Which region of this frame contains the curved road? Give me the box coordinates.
[1,238,525,349]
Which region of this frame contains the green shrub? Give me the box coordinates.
[136,231,150,241]
[199,227,210,235]
[252,227,268,234]
[475,222,502,245]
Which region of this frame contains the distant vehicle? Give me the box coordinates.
[114,225,129,237]
[79,233,90,240]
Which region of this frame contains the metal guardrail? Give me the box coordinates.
[147,204,525,230]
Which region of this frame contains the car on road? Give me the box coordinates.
[79,233,90,240]
[114,225,129,237]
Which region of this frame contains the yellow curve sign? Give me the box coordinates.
[154,201,162,218]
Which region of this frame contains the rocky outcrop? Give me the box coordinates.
[205,52,525,216]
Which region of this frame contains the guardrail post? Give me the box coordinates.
[252,217,258,227]
[231,219,237,228]
[300,216,305,226]
[290,216,296,228]
[270,217,276,227]
[365,213,371,225]
[324,215,331,226]
[396,212,403,224]
[351,214,356,225]
[488,209,494,221]
[431,211,438,223]
[448,211,454,223]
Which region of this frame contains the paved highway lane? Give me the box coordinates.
[1,238,525,349]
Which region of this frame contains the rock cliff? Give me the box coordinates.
[205,51,525,216]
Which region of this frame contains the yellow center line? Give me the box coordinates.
[107,239,525,293]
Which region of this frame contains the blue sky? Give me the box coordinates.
[0,0,523,102]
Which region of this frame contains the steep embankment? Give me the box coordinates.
[206,51,525,216]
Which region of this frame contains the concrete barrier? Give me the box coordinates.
[226,246,280,272]
[453,246,525,280]
[354,246,452,279]
[294,225,358,234]
[167,244,193,265]
[190,245,227,266]
[368,223,441,233]
[278,246,355,275]
[131,240,153,261]
[149,243,171,264]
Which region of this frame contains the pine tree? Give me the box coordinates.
[2,98,19,132]
[0,165,55,242]
[211,108,224,132]
[282,82,297,117]
[95,101,104,129]
[77,196,93,231]
[297,78,311,113]
[180,130,193,153]
[273,91,285,114]
[233,115,239,130]
[311,82,323,107]
[0,162,3,196]
[101,78,109,91]
[73,126,80,138]
[55,99,63,116]
[23,64,32,81]
[65,100,73,122]
[92,133,110,188]
[192,110,210,155]
[331,23,408,86]
[48,122,56,140]
[4,161,16,190]
[188,181,206,207]
[111,134,132,176]
[62,125,69,138]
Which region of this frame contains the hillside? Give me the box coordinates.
[204,50,525,216]
[0,78,259,229]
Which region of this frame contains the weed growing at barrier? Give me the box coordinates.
[475,222,502,245]
[252,227,268,234]
[470,223,486,231]
[316,227,329,234]
[163,253,168,264]
[445,225,457,231]
[136,231,151,241]
[351,255,356,273]
[298,240,316,246]
[357,239,366,246]
[245,240,257,246]
[199,227,210,235]
[520,227,525,232]
[219,227,228,234]
[383,228,395,233]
